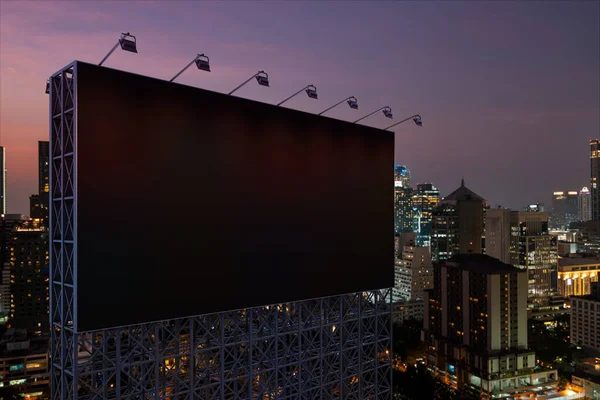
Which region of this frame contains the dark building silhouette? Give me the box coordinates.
[29,142,50,224]
[431,180,485,262]
[0,147,5,215]
[591,140,600,220]
[9,219,49,331]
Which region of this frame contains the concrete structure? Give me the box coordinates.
[570,294,600,352]
[581,187,593,222]
[392,300,425,324]
[485,208,514,264]
[393,240,433,302]
[431,180,485,262]
[422,254,558,399]
[557,255,600,297]
[572,373,600,400]
[413,183,440,249]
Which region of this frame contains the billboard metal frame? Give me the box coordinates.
[50,61,392,399]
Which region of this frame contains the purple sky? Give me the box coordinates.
[1,1,599,214]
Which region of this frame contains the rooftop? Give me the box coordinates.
[442,179,484,202]
[558,256,600,267]
[445,253,522,274]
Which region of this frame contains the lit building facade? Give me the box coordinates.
[551,190,579,230]
[393,242,433,302]
[511,212,558,303]
[413,183,440,248]
[580,186,592,222]
[431,180,484,262]
[422,254,558,398]
[9,220,49,331]
[591,140,600,221]
[394,165,414,234]
[0,331,49,398]
[557,256,600,297]
[570,294,600,352]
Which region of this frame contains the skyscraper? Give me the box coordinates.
[394,163,411,188]
[394,165,414,234]
[579,186,592,222]
[38,141,49,223]
[512,211,558,303]
[422,254,558,396]
[413,183,440,248]
[431,180,485,262]
[0,147,5,215]
[551,190,579,230]
[590,140,600,220]
[9,219,49,330]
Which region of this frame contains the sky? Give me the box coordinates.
[1,0,599,214]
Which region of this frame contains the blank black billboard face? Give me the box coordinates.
[74,62,394,331]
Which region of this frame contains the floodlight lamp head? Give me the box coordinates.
[119,32,137,53]
[45,79,50,95]
[195,54,210,72]
[413,116,423,126]
[347,97,358,109]
[255,71,269,87]
[382,107,393,119]
[305,85,318,99]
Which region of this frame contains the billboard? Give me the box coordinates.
[73,61,394,330]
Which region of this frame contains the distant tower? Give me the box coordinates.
[38,141,50,222]
[591,140,600,220]
[579,186,592,222]
[394,164,414,234]
[551,190,579,230]
[431,179,485,261]
[412,183,440,248]
[0,147,5,215]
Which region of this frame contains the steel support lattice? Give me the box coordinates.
[50,61,392,400]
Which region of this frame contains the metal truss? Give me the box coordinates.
[49,61,392,400]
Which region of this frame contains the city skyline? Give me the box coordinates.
[1,1,599,213]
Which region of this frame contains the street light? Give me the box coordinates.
[99,32,138,66]
[277,85,318,106]
[353,106,393,124]
[384,114,423,131]
[170,54,210,82]
[317,96,358,115]
[229,71,269,95]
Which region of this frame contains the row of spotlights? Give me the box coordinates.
[45,32,422,129]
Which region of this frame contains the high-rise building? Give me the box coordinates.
[38,141,49,197]
[413,183,440,248]
[422,254,558,397]
[394,165,414,234]
[393,238,433,302]
[511,212,558,303]
[394,163,411,188]
[570,290,600,352]
[0,146,5,215]
[551,190,579,230]
[431,180,485,262]
[31,141,50,224]
[579,186,592,222]
[9,219,49,331]
[591,140,600,220]
[484,208,515,264]
[525,202,545,212]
